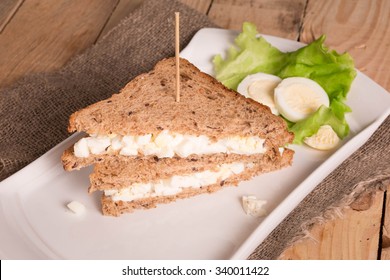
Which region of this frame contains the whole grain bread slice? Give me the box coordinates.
[100,148,294,216]
[89,148,293,192]
[62,57,293,170]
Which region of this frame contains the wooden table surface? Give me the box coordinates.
[0,0,389,259]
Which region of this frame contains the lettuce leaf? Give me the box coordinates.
[289,105,349,144]
[213,22,356,143]
[213,23,285,90]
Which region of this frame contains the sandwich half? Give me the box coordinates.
[90,148,293,216]
[62,57,295,216]
[62,57,294,170]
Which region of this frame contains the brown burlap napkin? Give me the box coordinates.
[0,0,389,260]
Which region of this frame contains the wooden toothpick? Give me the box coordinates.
[175,12,180,102]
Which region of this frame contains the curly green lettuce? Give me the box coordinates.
[213,22,356,144]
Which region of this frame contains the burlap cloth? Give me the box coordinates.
[0,0,389,259]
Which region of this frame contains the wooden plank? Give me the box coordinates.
[207,0,307,39]
[179,0,212,14]
[99,0,143,39]
[0,0,118,88]
[300,0,390,91]
[99,0,212,39]
[0,0,24,33]
[279,190,384,259]
[381,185,390,259]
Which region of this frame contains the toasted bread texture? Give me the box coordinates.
[100,148,293,216]
[67,57,293,143]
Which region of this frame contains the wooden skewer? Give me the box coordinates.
[175,12,180,102]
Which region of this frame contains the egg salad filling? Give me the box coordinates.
[73,130,266,158]
[104,162,246,202]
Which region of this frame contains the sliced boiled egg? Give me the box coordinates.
[274,77,329,122]
[304,125,340,150]
[237,73,282,114]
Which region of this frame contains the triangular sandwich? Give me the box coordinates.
[62,58,294,170]
[62,57,294,216]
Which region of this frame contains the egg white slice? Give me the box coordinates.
[274,77,329,122]
[304,125,340,150]
[237,73,282,115]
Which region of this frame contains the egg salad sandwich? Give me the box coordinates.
[62,57,294,216]
[91,150,292,216]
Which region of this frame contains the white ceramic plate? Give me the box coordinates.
[0,28,389,260]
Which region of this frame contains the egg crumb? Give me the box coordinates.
[242,195,267,217]
[67,201,86,215]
